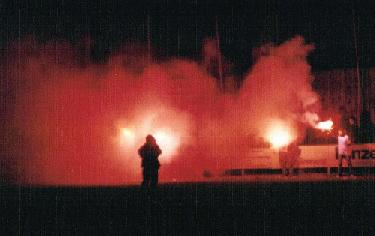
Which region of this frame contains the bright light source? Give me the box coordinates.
[265,121,293,149]
[268,129,291,148]
[153,129,180,162]
[120,128,136,146]
[315,120,333,131]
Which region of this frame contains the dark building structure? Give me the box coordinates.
[313,68,375,143]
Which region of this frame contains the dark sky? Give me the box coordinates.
[1,0,375,72]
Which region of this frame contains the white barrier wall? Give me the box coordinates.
[299,145,336,167]
[344,143,375,167]
[226,144,375,169]
[293,144,375,168]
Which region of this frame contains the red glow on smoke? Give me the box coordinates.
[1,35,321,185]
[153,130,180,161]
[120,128,136,146]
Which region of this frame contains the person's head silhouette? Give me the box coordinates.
[146,134,156,144]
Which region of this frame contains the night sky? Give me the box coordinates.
[1,0,375,72]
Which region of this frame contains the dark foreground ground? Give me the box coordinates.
[1,177,375,235]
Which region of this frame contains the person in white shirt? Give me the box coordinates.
[337,129,352,176]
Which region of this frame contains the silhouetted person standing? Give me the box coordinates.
[360,109,374,143]
[138,135,162,187]
[347,116,359,144]
[286,142,301,176]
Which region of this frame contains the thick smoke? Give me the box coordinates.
[239,36,319,141]
[1,35,319,185]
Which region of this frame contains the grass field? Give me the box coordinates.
[1,177,375,235]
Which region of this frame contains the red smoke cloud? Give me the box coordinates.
[1,36,320,185]
[238,36,319,143]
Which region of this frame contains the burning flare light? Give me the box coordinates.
[265,121,293,149]
[153,129,180,162]
[315,120,333,131]
[120,128,136,146]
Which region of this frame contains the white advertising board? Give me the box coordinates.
[235,144,375,169]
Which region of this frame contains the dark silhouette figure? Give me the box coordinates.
[347,116,359,144]
[138,135,162,187]
[286,142,301,176]
[280,142,301,176]
[360,110,374,143]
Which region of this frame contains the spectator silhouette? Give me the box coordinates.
[360,109,374,143]
[347,116,359,144]
[286,142,301,176]
[138,135,162,187]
